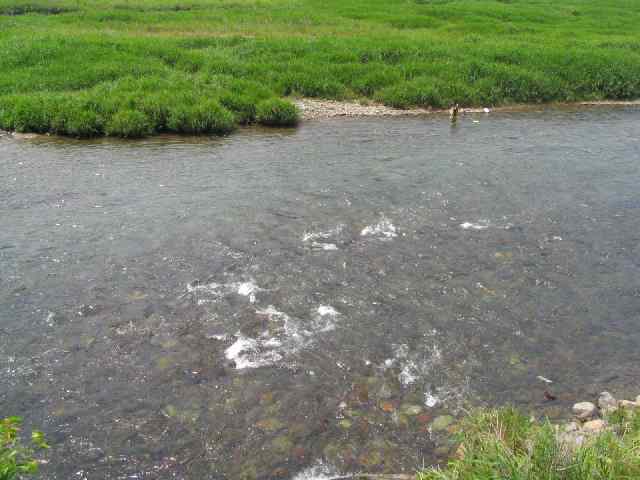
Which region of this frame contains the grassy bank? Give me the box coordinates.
[1,0,640,137]
[418,406,640,480]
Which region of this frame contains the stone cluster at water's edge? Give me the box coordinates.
[558,391,640,449]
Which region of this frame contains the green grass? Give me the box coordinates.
[418,406,640,480]
[1,0,640,137]
[1,417,48,480]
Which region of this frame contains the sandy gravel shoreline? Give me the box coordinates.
[294,98,640,120]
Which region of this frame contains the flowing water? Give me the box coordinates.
[1,108,640,479]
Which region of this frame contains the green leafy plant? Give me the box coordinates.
[0,417,49,480]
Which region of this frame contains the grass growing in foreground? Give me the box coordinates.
[418,407,640,480]
[0,417,48,480]
[1,0,640,137]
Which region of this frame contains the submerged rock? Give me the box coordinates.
[338,419,353,429]
[400,404,423,416]
[431,415,454,431]
[255,418,284,432]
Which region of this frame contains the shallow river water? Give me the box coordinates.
[1,108,640,479]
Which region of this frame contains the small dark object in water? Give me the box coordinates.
[544,390,557,401]
[449,103,460,123]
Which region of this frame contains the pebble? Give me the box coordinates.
[572,401,597,420]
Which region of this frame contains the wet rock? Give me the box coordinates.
[375,381,395,400]
[271,436,293,453]
[338,419,352,429]
[161,405,178,418]
[270,467,288,478]
[127,290,148,301]
[582,419,607,434]
[431,415,454,431]
[401,404,423,416]
[155,356,174,370]
[357,450,382,467]
[291,446,306,460]
[353,382,369,403]
[598,392,617,413]
[572,401,597,420]
[417,413,432,425]
[379,401,395,413]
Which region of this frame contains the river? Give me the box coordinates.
[1,108,640,479]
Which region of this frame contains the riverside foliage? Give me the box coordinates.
[418,407,640,480]
[1,0,639,137]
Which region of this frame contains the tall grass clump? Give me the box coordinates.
[256,98,299,127]
[0,416,49,480]
[418,406,640,480]
[105,109,153,138]
[166,100,235,134]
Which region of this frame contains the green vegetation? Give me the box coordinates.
[418,407,640,480]
[1,0,640,137]
[256,98,300,127]
[1,417,48,480]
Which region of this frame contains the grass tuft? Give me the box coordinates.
[418,406,640,480]
[256,98,300,127]
[105,109,153,138]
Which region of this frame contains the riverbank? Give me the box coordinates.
[416,391,640,480]
[295,99,640,120]
[2,0,640,137]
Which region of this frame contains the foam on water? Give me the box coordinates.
[302,225,344,242]
[360,215,397,239]
[303,225,344,251]
[460,221,489,230]
[186,279,262,304]
[291,461,341,480]
[424,391,439,407]
[384,342,444,386]
[225,305,341,370]
[311,241,338,251]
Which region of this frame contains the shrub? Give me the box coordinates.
[0,416,49,480]
[105,109,153,138]
[256,98,299,127]
[166,101,235,134]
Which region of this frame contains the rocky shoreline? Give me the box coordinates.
[558,391,640,448]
